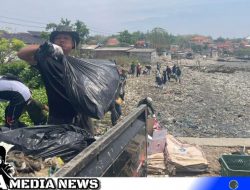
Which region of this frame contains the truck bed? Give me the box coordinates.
[53,105,148,177]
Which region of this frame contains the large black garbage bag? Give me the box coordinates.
[64,56,120,119]
[35,42,120,119]
[0,125,95,162]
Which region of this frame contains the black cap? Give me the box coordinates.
[50,25,80,48]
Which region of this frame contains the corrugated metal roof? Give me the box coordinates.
[28,31,43,37]
[81,44,99,50]
[127,48,156,53]
[95,47,133,51]
[0,31,45,44]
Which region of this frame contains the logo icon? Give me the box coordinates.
[0,146,14,190]
[229,180,239,190]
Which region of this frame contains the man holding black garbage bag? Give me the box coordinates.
[18,26,81,125]
[18,26,120,134]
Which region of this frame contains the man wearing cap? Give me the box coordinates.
[17,26,86,127]
[137,97,156,117]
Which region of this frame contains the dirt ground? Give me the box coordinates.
[117,57,250,176]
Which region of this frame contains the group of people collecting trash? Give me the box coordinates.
[0,25,178,136]
[155,62,182,88]
[129,62,152,77]
[0,25,158,138]
[0,26,160,178]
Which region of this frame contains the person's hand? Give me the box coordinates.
[52,44,63,56]
[37,42,63,58]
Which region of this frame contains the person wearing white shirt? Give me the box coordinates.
[0,75,31,129]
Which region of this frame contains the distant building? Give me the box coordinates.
[135,40,146,48]
[0,31,45,44]
[243,37,250,48]
[246,36,250,42]
[216,41,234,53]
[94,47,132,59]
[106,37,120,46]
[91,47,157,63]
[191,35,212,45]
[81,44,100,50]
[127,48,157,63]
[80,44,100,58]
[170,45,179,52]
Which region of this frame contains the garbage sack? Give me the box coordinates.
[35,42,120,119]
[0,125,95,162]
[165,134,208,174]
[64,57,120,119]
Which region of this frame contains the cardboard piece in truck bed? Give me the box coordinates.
[147,129,167,155]
[165,134,208,173]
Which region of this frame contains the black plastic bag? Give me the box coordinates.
[64,56,120,119]
[0,125,95,161]
[35,42,120,120]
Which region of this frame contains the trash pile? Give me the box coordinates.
[6,151,64,177]
[0,125,95,177]
[147,118,208,176]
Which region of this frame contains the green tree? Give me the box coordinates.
[0,60,43,88]
[172,35,192,49]
[86,35,107,45]
[60,18,71,26]
[0,38,25,64]
[145,27,172,50]
[130,31,146,45]
[118,30,133,45]
[74,20,89,43]
[40,31,50,40]
[215,37,226,43]
[45,18,89,43]
[45,23,58,31]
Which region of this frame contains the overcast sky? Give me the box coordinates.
[0,0,249,38]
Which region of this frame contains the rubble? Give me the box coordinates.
[122,59,250,138]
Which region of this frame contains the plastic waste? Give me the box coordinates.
[64,57,120,119]
[0,125,95,162]
[35,42,120,119]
